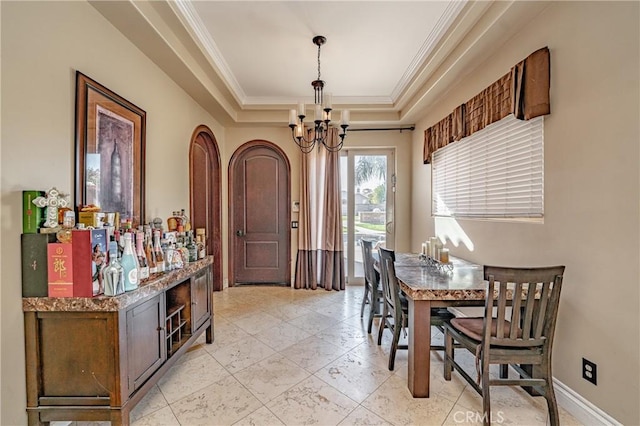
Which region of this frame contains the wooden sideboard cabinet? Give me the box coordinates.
[23,258,214,425]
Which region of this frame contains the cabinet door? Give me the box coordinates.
[126,293,166,395]
[192,266,211,331]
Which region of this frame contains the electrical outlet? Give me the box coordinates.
[582,358,597,385]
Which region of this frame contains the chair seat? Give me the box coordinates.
[451,317,521,342]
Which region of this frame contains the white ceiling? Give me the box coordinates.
[174,1,465,107]
[90,1,545,127]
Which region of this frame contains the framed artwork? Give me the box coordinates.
[74,71,146,227]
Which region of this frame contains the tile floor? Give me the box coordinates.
[80,285,583,425]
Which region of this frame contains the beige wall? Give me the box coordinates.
[411,2,639,424]
[0,2,223,424]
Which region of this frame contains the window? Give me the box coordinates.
[432,114,543,219]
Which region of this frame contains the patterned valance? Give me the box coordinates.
[424,47,550,164]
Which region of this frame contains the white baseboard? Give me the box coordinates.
[553,379,621,425]
[447,307,621,425]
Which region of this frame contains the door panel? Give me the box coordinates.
[231,143,290,285]
[189,126,222,291]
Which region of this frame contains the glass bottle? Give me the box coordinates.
[56,210,75,243]
[153,229,165,273]
[121,233,139,291]
[102,241,124,296]
[176,241,188,268]
[176,210,185,233]
[195,228,206,259]
[135,231,149,280]
[144,225,157,274]
[167,211,180,232]
[186,231,197,262]
[180,208,191,232]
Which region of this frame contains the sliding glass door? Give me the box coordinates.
[340,149,395,284]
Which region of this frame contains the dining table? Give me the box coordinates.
[390,253,487,398]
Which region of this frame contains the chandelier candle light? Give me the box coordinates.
[289,35,349,153]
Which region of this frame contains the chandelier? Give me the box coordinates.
[288,36,349,153]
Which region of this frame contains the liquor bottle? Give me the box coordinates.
[144,225,157,274]
[153,230,165,273]
[135,231,149,280]
[180,208,191,232]
[195,228,206,259]
[175,241,188,268]
[121,233,139,291]
[176,211,185,233]
[186,231,197,262]
[102,241,124,296]
[167,211,180,232]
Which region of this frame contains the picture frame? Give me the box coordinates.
[74,71,146,227]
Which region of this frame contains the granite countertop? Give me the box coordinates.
[23,257,213,312]
[395,256,486,301]
[394,254,542,302]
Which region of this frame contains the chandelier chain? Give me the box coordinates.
[317,43,322,81]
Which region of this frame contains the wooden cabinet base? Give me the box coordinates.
[23,259,214,426]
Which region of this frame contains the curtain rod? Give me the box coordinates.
[348,126,415,132]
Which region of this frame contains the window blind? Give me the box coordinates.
[432,114,543,219]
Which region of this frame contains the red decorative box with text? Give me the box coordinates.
[47,243,73,297]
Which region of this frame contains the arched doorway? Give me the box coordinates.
[228,140,291,286]
[189,125,222,291]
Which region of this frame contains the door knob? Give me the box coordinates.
[236,229,245,237]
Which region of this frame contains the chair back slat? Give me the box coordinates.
[360,240,377,288]
[378,248,396,313]
[533,281,551,339]
[510,282,523,339]
[521,282,537,339]
[484,265,565,348]
[385,259,405,323]
[496,280,507,338]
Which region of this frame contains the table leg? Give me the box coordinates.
[408,298,431,397]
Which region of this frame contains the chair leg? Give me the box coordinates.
[481,354,491,426]
[544,362,559,426]
[388,319,401,371]
[499,364,508,378]
[367,293,376,334]
[444,329,453,381]
[377,305,386,345]
[360,283,370,318]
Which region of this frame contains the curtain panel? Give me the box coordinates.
[294,128,345,291]
[423,46,550,164]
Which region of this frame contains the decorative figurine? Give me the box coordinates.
[33,187,70,228]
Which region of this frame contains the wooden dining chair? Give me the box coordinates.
[443,265,565,426]
[377,247,456,370]
[377,249,407,370]
[360,239,382,334]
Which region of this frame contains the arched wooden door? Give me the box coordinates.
[229,141,291,285]
[189,125,222,291]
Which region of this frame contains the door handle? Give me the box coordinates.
[236,229,245,237]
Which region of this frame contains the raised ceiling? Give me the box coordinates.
[89,1,547,127]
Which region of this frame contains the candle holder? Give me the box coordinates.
[419,253,454,274]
